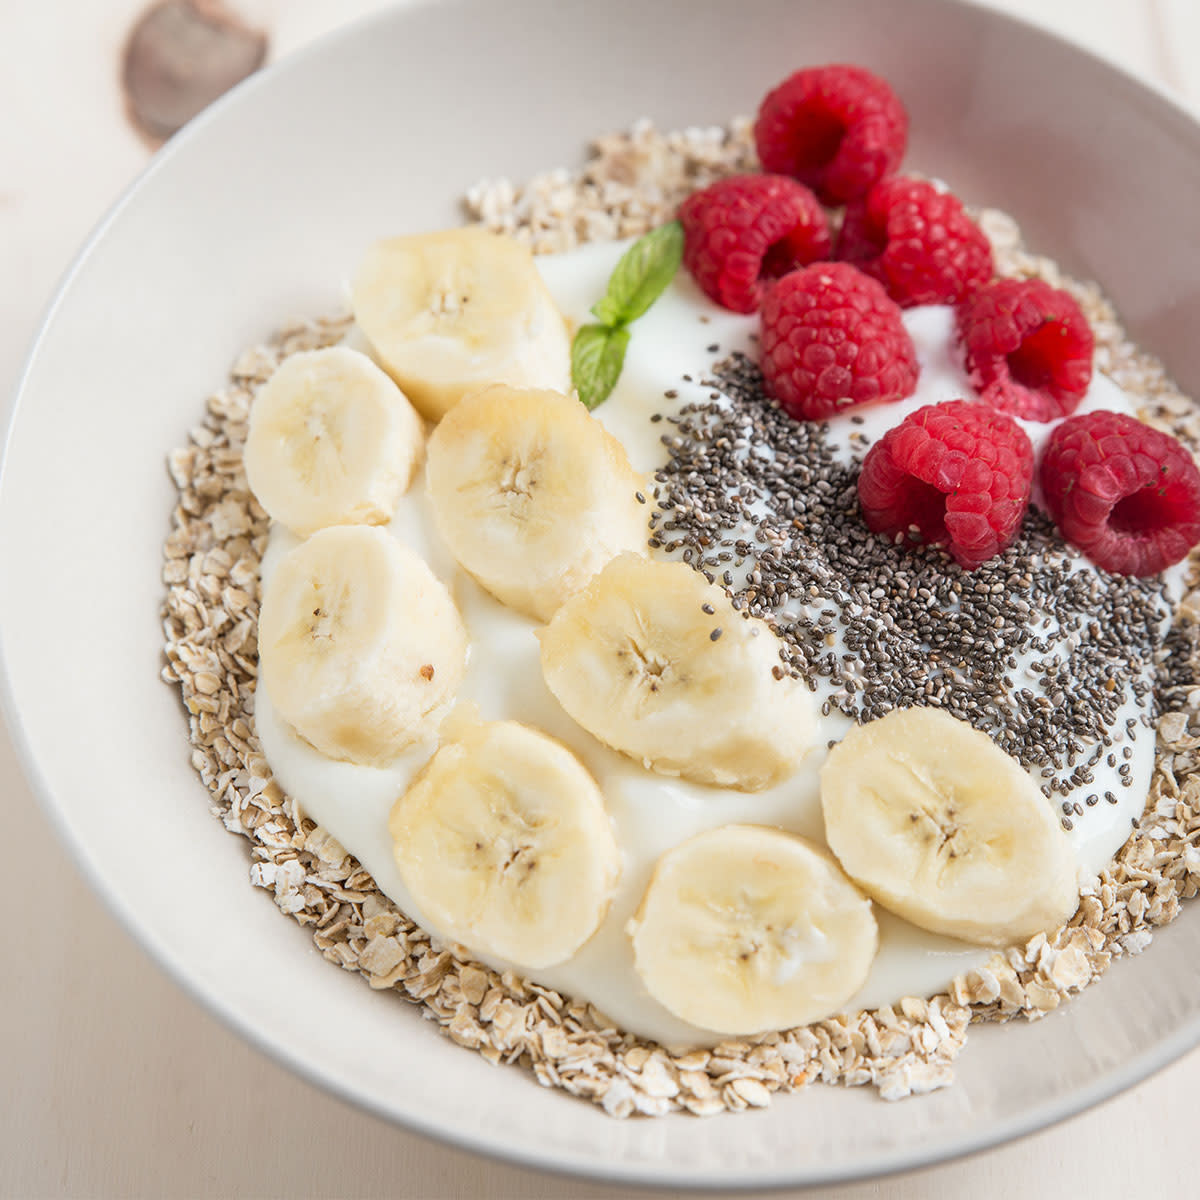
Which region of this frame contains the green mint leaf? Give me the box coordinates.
[589,294,626,327]
[573,222,682,409]
[571,323,631,410]
[589,220,683,327]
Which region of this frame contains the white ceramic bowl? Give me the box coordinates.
[4,0,1200,1187]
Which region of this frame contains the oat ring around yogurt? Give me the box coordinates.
[161,120,1200,1117]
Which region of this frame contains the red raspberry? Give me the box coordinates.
[678,174,831,313]
[1039,410,1200,575]
[837,176,992,307]
[858,399,1034,570]
[760,262,918,421]
[754,64,907,205]
[957,278,1094,422]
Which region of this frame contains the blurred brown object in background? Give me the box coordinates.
[122,0,267,146]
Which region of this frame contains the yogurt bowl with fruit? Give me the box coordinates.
[219,51,1200,1077]
[6,0,1200,1187]
[240,192,1186,1061]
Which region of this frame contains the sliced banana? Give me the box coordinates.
[389,711,621,969]
[628,825,877,1035]
[258,525,468,766]
[820,707,1079,947]
[538,554,815,790]
[243,346,423,537]
[425,384,649,622]
[351,227,571,421]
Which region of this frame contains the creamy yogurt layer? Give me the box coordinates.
[255,239,1170,1049]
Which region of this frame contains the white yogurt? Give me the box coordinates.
[256,241,1170,1048]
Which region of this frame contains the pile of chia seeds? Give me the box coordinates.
[650,352,1174,829]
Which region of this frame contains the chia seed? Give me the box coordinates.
[648,351,1174,810]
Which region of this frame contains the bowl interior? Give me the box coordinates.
[4,0,1200,1187]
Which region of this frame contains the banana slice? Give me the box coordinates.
[628,825,877,1035]
[258,525,468,765]
[425,384,649,622]
[389,711,621,969]
[538,554,815,790]
[351,227,571,421]
[243,346,423,537]
[820,707,1079,947]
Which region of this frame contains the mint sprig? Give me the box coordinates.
[572,220,683,410]
[571,324,631,411]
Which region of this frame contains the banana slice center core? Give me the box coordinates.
[458,799,548,886]
[909,802,970,876]
[621,635,673,693]
[302,405,339,448]
[304,580,353,644]
[430,286,470,318]
[690,886,837,980]
[497,456,538,508]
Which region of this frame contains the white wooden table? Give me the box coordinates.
[4,1,1198,1195]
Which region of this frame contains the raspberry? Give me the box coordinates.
[760,262,918,421]
[678,174,831,313]
[837,176,992,307]
[754,64,907,205]
[858,399,1034,570]
[957,278,1094,422]
[1039,410,1200,575]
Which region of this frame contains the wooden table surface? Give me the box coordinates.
[4,1,1199,1195]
